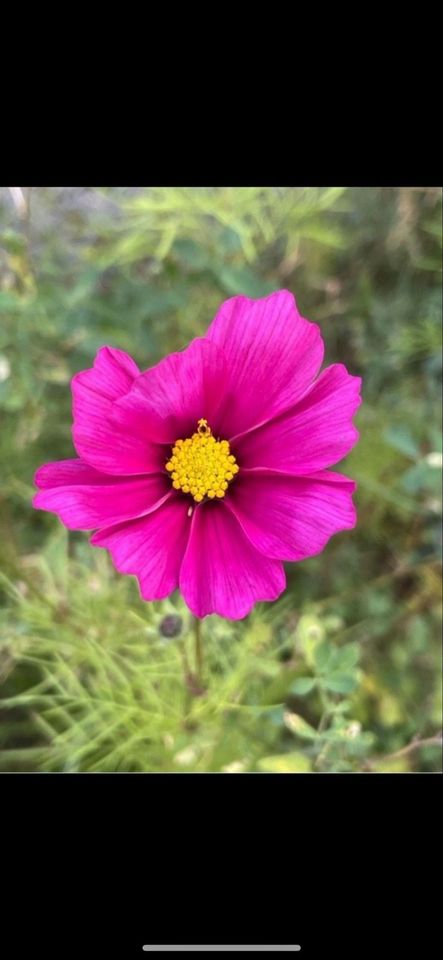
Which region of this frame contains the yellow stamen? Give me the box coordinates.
[165,419,239,503]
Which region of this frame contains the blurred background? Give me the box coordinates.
[0,186,441,772]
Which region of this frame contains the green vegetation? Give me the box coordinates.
[0,186,441,772]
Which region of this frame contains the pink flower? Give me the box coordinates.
[33,291,361,619]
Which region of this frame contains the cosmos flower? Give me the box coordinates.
[33,290,361,619]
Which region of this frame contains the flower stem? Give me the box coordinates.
[315,687,332,769]
[194,616,203,682]
[317,687,331,734]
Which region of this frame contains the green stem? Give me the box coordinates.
[194,616,203,682]
[317,687,331,735]
[315,687,332,769]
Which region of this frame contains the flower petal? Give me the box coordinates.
[236,364,362,473]
[206,290,324,438]
[112,337,228,444]
[72,346,162,475]
[91,495,190,601]
[225,469,357,561]
[179,502,286,619]
[34,458,170,530]
[34,458,110,488]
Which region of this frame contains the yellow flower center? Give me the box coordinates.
[165,419,239,502]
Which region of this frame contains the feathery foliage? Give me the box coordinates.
[0,186,441,771]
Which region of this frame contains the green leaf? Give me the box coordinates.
[172,238,211,269]
[330,644,360,672]
[291,676,316,696]
[300,224,347,249]
[284,712,318,740]
[374,756,409,773]
[257,751,312,773]
[214,266,275,298]
[401,462,439,494]
[383,426,419,459]
[313,640,334,673]
[322,673,359,694]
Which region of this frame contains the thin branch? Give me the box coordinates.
[364,733,442,770]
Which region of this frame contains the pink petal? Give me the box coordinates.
[225,469,357,561]
[34,458,112,488]
[206,290,324,439]
[78,346,140,397]
[72,346,163,475]
[33,458,170,530]
[91,495,190,601]
[179,502,286,619]
[236,364,362,474]
[112,337,228,444]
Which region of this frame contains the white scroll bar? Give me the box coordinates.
[142,948,301,953]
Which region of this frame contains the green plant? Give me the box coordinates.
[1,186,441,772]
